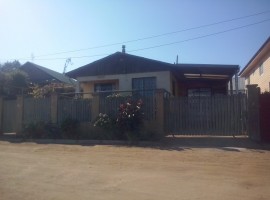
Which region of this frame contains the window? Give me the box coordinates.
[259,63,264,75]
[188,88,211,97]
[94,83,115,92]
[246,76,250,85]
[132,77,156,96]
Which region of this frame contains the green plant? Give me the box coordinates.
[93,99,158,141]
[115,98,144,140]
[23,121,48,139]
[93,113,116,130]
[60,117,79,139]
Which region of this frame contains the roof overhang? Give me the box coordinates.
[239,37,270,77]
[184,73,230,79]
[172,64,239,82]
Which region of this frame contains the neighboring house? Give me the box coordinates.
[239,37,270,92]
[67,47,239,98]
[228,76,246,94]
[21,62,76,86]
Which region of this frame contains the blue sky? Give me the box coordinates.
[0,0,269,73]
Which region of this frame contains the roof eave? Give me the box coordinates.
[239,37,270,77]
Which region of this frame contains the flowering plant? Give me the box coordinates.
[116,99,144,134]
[93,113,115,130]
[93,99,144,140]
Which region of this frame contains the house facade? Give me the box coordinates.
[239,37,270,92]
[67,48,239,98]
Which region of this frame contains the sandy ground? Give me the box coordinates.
[0,140,270,200]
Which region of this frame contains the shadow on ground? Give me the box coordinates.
[0,133,269,152]
[154,135,270,151]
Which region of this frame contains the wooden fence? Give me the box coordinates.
[23,98,51,125]
[0,89,250,137]
[165,94,247,136]
[2,99,17,133]
[0,95,93,133]
[58,98,92,123]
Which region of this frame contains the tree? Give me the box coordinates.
[0,60,21,72]
[0,61,29,96]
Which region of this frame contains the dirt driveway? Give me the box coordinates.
[0,139,270,200]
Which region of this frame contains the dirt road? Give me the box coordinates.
[0,140,269,200]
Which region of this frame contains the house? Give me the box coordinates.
[67,46,239,98]
[239,37,270,92]
[228,77,246,94]
[21,62,76,86]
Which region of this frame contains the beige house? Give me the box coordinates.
[67,47,239,98]
[239,37,270,92]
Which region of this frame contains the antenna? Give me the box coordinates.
[63,58,73,74]
[31,53,35,61]
[176,55,178,64]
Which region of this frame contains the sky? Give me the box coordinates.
[0,0,269,73]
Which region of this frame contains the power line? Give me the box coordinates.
[129,18,270,52]
[16,10,270,59]
[22,18,270,61]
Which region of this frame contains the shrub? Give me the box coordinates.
[23,121,61,139]
[93,113,116,130]
[116,98,144,139]
[23,121,47,139]
[61,118,79,139]
[93,99,144,140]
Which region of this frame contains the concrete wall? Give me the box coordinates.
[78,71,171,95]
[244,52,270,92]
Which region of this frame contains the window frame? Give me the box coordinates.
[94,82,116,92]
[187,88,211,97]
[132,77,157,96]
[259,63,264,76]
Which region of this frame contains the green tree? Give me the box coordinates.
[0,60,21,72]
[0,61,29,96]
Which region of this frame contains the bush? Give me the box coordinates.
[61,117,79,139]
[93,113,116,130]
[116,99,144,140]
[23,121,61,139]
[93,98,145,141]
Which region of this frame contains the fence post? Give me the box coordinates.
[16,95,24,135]
[155,89,165,135]
[247,84,260,141]
[0,97,3,134]
[51,93,58,124]
[91,93,100,121]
